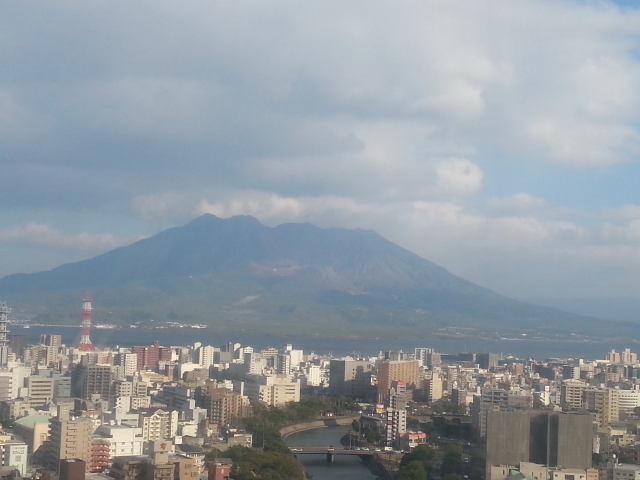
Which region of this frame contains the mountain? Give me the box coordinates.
[0,214,611,339]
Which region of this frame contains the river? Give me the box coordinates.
[285,426,378,480]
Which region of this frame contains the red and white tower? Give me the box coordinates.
[78,293,95,351]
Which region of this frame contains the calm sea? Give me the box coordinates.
[9,325,638,360]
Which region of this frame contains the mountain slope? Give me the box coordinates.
[0,214,604,338]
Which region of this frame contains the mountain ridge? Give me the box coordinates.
[0,214,609,338]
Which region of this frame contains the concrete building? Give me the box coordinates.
[60,458,86,480]
[0,442,28,476]
[471,388,509,438]
[385,381,407,447]
[47,408,94,473]
[561,379,587,410]
[476,353,499,370]
[414,348,435,367]
[138,409,179,442]
[585,388,619,427]
[486,410,595,480]
[490,463,598,480]
[328,359,374,400]
[13,414,50,453]
[72,364,123,402]
[115,354,138,377]
[202,387,244,426]
[377,360,420,401]
[132,344,172,372]
[618,389,640,414]
[613,464,640,480]
[305,365,321,387]
[423,373,443,402]
[244,374,300,407]
[196,346,215,369]
[94,425,143,458]
[26,377,55,407]
[40,335,62,348]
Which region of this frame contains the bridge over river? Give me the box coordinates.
[291,446,377,462]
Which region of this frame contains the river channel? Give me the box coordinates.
[285,426,378,480]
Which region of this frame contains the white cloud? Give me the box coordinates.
[433,159,484,197]
[0,223,146,252]
[486,193,549,213]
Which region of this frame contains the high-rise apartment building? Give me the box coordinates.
[46,407,94,473]
[139,409,179,441]
[385,381,407,447]
[132,344,172,372]
[423,373,443,402]
[197,346,215,369]
[202,386,244,425]
[561,379,587,410]
[114,353,138,376]
[585,387,619,427]
[471,388,509,438]
[377,360,419,401]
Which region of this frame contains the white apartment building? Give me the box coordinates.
[306,366,321,387]
[197,346,215,369]
[139,409,179,441]
[95,425,144,458]
[116,353,138,376]
[618,389,640,414]
[244,374,300,407]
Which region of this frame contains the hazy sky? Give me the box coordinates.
[2,0,640,301]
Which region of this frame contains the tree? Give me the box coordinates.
[441,442,464,477]
[351,419,360,432]
[443,475,463,480]
[396,461,428,480]
[401,444,435,468]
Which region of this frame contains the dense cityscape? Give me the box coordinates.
[0,298,639,480]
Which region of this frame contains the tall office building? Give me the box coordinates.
[486,410,595,480]
[329,359,374,400]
